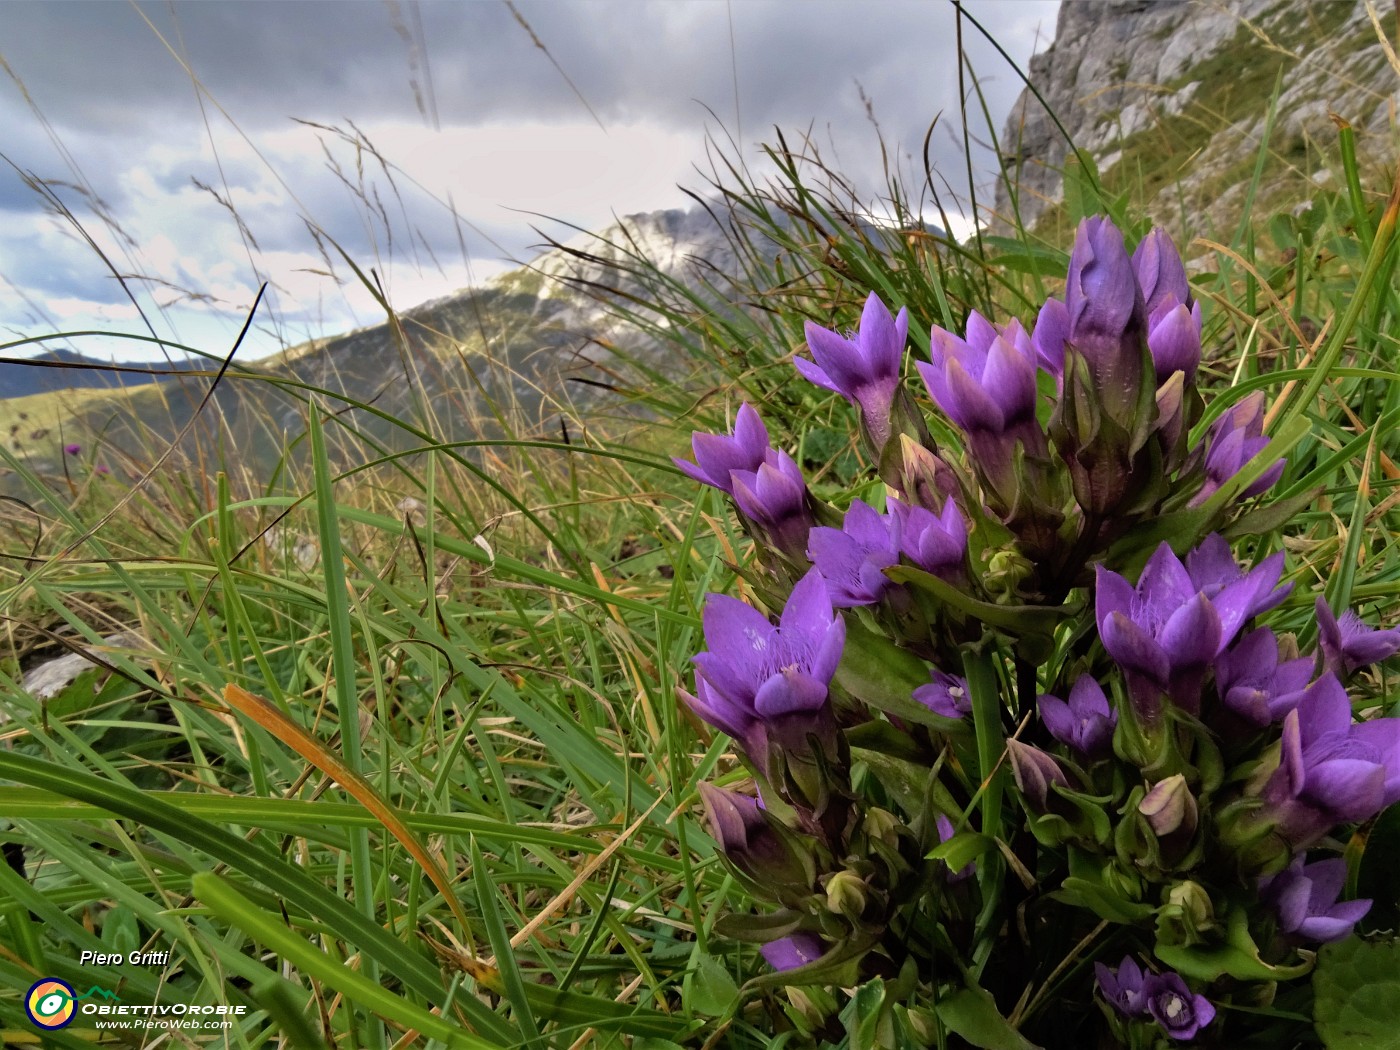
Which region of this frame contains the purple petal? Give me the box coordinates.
[754,667,829,718]
[1031,297,1068,375]
[1351,719,1400,805]
[793,355,841,394]
[1159,592,1223,667]
[1304,758,1386,822]
[761,933,825,971]
[1038,693,1077,746]
[1297,674,1354,745]
[944,357,1006,432]
[1102,611,1171,684]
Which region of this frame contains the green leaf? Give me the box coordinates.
[686,950,740,1018]
[935,980,1041,1050]
[928,832,996,873]
[1314,936,1400,1049]
[885,566,1065,638]
[845,979,889,1050]
[1156,909,1313,982]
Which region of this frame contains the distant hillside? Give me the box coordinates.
[1,206,763,485]
[994,0,1399,239]
[0,348,199,400]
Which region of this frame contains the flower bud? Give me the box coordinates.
[823,869,870,920]
[1007,739,1070,813]
[1156,880,1217,946]
[1139,774,1198,839]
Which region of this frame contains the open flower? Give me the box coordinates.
[888,495,966,579]
[1315,595,1400,680]
[807,500,900,608]
[673,402,770,495]
[918,312,1045,501]
[1189,392,1285,506]
[914,669,971,719]
[1096,537,1290,717]
[798,292,909,448]
[1216,627,1311,726]
[1259,854,1371,943]
[1260,672,1400,848]
[683,570,845,766]
[1143,971,1215,1041]
[1095,955,1147,1017]
[1038,675,1117,758]
[760,932,825,971]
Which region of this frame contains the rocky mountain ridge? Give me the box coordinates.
[994,0,1399,238]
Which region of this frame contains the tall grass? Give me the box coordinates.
[0,13,1398,1050]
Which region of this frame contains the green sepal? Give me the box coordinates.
[1154,908,1314,982]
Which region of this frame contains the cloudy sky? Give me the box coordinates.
[0,1,1058,362]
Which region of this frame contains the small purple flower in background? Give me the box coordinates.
[63,443,82,455]
[1216,627,1312,726]
[1189,392,1285,507]
[807,500,900,608]
[798,292,909,448]
[1094,955,1147,1017]
[95,464,110,475]
[1315,595,1400,679]
[1261,672,1400,848]
[683,570,845,764]
[1143,971,1215,1041]
[913,668,972,719]
[1259,854,1371,943]
[935,813,975,882]
[760,931,825,972]
[673,402,771,495]
[888,495,966,580]
[918,312,1044,500]
[1038,675,1117,759]
[1096,537,1289,716]
[1007,739,1071,812]
[730,450,814,561]
[1064,217,1147,419]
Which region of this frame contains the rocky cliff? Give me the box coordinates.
[994,0,1400,237]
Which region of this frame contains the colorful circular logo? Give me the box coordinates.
[25,978,76,1029]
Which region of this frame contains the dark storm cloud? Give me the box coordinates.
[1,2,1055,145]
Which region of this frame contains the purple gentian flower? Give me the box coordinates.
[798,293,908,448]
[673,402,770,495]
[913,668,972,719]
[1065,217,1148,420]
[1190,392,1285,506]
[730,450,814,561]
[1031,297,1068,377]
[760,932,825,972]
[807,500,900,608]
[95,464,110,475]
[1259,854,1371,943]
[1096,537,1290,717]
[1039,675,1117,759]
[1261,672,1400,847]
[683,569,845,766]
[1146,299,1202,385]
[1216,627,1312,726]
[1007,739,1071,812]
[1316,595,1400,680]
[697,782,810,889]
[888,495,966,580]
[1132,227,1192,320]
[63,442,82,455]
[935,813,975,882]
[918,313,1045,500]
[1184,533,1291,614]
[1094,955,1148,1017]
[1143,971,1215,1041]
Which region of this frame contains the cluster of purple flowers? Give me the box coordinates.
[670,216,1400,1046]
